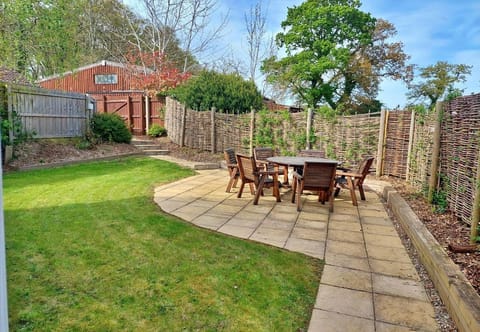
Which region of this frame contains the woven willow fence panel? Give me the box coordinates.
[215,112,252,154]
[165,99,381,163]
[165,98,251,154]
[440,94,480,225]
[314,113,380,168]
[383,111,412,178]
[165,97,184,146]
[407,112,436,191]
[254,110,308,155]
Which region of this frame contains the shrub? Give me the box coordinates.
[90,113,132,143]
[170,70,263,113]
[148,124,166,137]
[76,139,93,150]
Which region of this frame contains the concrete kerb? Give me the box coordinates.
[382,186,480,332]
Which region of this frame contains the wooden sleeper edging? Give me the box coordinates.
[383,187,480,332]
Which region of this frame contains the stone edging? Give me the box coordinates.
[383,186,480,332]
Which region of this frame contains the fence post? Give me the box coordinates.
[0,152,8,331]
[211,107,216,153]
[405,110,416,181]
[6,85,14,146]
[127,96,133,133]
[471,150,480,243]
[376,109,387,176]
[306,108,313,150]
[180,104,187,147]
[428,101,443,203]
[145,95,150,135]
[85,95,93,135]
[103,95,107,113]
[249,108,255,155]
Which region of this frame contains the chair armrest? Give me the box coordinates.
[292,171,303,180]
[336,171,362,178]
[259,169,278,176]
[337,166,351,172]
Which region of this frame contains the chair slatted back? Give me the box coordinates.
[355,157,374,186]
[236,154,258,183]
[298,150,325,158]
[224,148,237,165]
[302,162,337,190]
[253,147,274,162]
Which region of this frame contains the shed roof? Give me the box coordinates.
[36,60,149,83]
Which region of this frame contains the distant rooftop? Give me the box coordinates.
[0,67,33,85]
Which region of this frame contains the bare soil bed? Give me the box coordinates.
[5,139,140,170]
[389,179,479,295]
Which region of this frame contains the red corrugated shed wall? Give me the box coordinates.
[38,61,138,94]
[36,61,167,135]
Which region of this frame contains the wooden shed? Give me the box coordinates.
[37,60,165,135]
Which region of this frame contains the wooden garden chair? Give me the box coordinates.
[291,161,337,212]
[224,148,239,193]
[236,153,281,205]
[336,156,374,206]
[253,147,288,184]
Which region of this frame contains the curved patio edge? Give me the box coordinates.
[382,186,480,332]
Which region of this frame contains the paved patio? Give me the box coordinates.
[153,163,440,331]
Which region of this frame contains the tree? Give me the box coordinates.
[0,0,137,80]
[123,0,227,73]
[244,1,267,83]
[0,0,83,79]
[170,70,263,112]
[262,0,412,113]
[125,51,191,96]
[79,0,141,63]
[407,61,472,110]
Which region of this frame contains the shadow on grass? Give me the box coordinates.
[5,196,322,331]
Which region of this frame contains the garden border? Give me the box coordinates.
[10,152,143,171]
[383,187,480,332]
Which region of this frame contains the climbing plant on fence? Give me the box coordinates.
[253,109,310,155]
[313,110,380,167]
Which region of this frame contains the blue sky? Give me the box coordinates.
[214,0,480,108]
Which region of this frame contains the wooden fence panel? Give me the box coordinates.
[383,111,412,177]
[441,95,480,225]
[90,93,165,134]
[165,97,183,145]
[149,96,166,128]
[6,84,92,139]
[406,112,436,191]
[165,98,252,154]
[314,112,380,168]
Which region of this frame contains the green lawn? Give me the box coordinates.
[4,157,322,331]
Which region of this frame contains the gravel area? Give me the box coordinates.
[386,202,458,331]
[385,177,479,332]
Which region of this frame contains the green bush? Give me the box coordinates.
[76,139,93,150]
[170,70,263,113]
[90,113,132,143]
[148,124,167,137]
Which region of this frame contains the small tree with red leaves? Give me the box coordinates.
[125,51,191,96]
